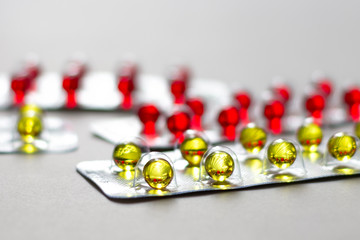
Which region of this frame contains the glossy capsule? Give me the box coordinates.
[327,133,357,161]
[143,159,174,190]
[205,151,234,182]
[267,140,297,169]
[297,122,322,152]
[20,104,43,117]
[17,115,43,143]
[180,137,208,166]
[239,124,267,154]
[112,143,142,171]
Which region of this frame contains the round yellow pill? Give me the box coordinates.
[239,124,267,154]
[180,137,208,166]
[17,115,43,143]
[112,143,142,171]
[297,122,322,152]
[205,151,234,182]
[327,133,357,161]
[143,159,174,190]
[267,140,297,169]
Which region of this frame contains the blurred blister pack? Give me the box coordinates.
[0,115,78,153]
[1,69,232,111]
[90,77,232,150]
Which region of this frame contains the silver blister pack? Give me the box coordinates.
[77,123,360,199]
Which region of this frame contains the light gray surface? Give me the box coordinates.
[1,0,360,93]
[0,111,360,240]
[1,1,360,239]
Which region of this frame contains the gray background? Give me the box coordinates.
[1,0,360,239]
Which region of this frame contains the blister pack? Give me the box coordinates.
[0,105,78,153]
[77,123,360,200]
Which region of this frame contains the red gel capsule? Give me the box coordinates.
[344,87,360,122]
[24,62,41,81]
[11,71,31,105]
[234,91,251,124]
[138,104,160,137]
[118,63,138,110]
[62,61,87,109]
[62,74,80,109]
[272,84,291,104]
[24,64,40,91]
[217,106,240,141]
[305,94,325,125]
[170,80,187,105]
[315,79,332,98]
[264,100,285,135]
[167,111,191,142]
[186,98,205,130]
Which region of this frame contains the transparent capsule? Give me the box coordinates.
[327,133,357,161]
[17,115,43,143]
[204,151,234,182]
[297,122,322,152]
[179,130,209,166]
[143,158,174,190]
[267,139,297,169]
[239,123,267,154]
[263,139,306,180]
[112,142,142,171]
[200,146,242,185]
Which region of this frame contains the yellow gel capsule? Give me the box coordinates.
[112,143,142,171]
[143,159,174,190]
[355,122,360,139]
[17,115,43,143]
[180,137,208,166]
[205,151,234,182]
[20,104,43,117]
[267,141,297,169]
[239,125,267,154]
[297,123,322,152]
[327,134,357,161]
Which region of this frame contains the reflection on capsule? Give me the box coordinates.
[302,151,322,163]
[332,166,356,175]
[184,165,200,181]
[244,157,263,174]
